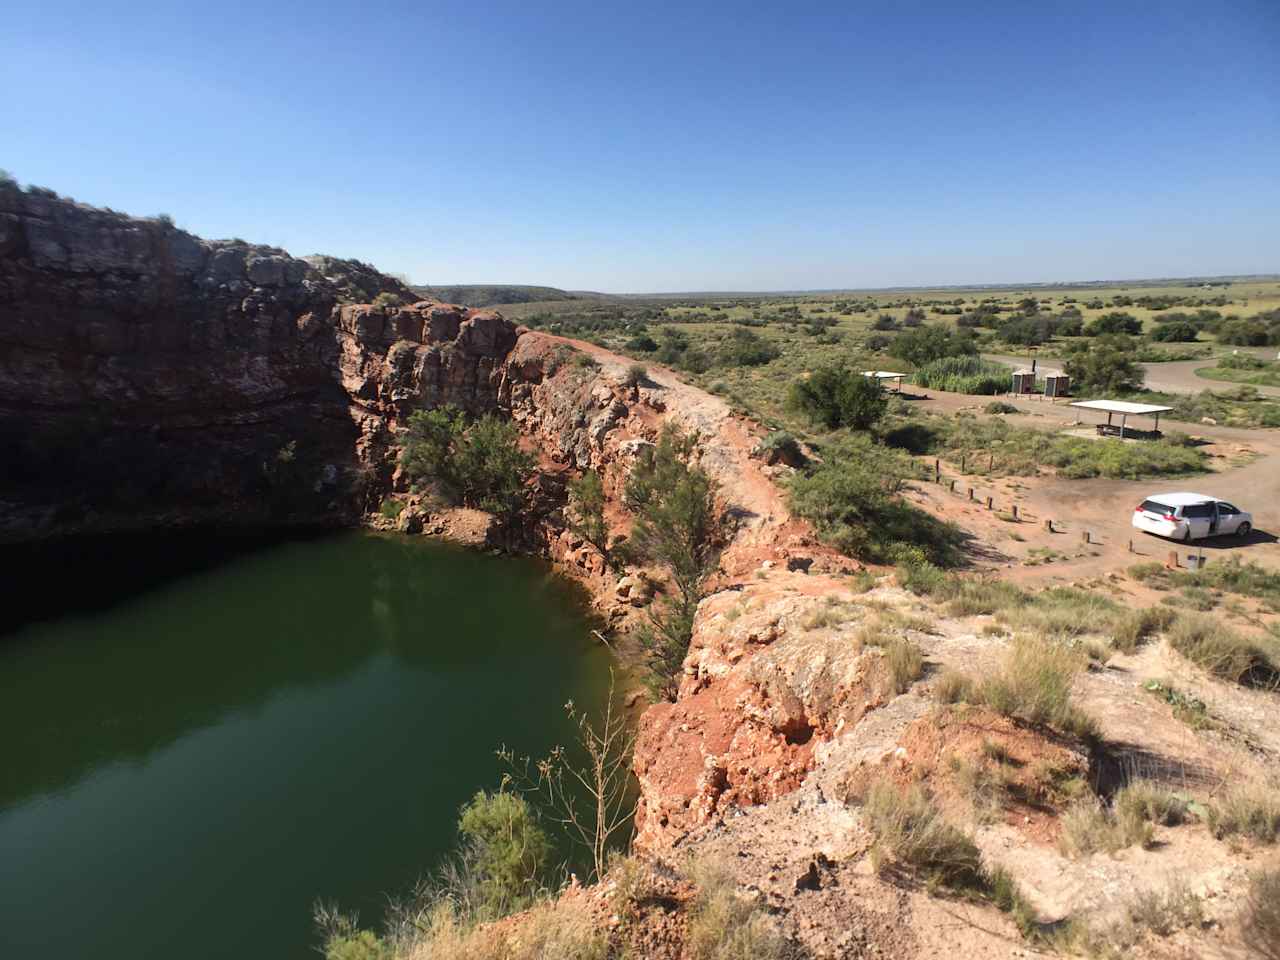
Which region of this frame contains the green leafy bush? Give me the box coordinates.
[888,324,977,365]
[1063,336,1145,392]
[456,790,552,918]
[787,367,887,429]
[401,406,534,519]
[789,436,962,565]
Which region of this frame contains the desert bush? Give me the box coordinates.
[625,426,720,698]
[717,327,780,367]
[909,356,1009,394]
[944,579,1027,617]
[401,407,534,520]
[790,437,962,566]
[1167,614,1280,688]
[373,291,404,309]
[1085,311,1142,336]
[787,366,887,429]
[1207,783,1280,843]
[1151,321,1199,342]
[1040,436,1205,479]
[567,469,609,559]
[378,498,405,520]
[623,363,649,386]
[933,669,978,705]
[984,401,1021,414]
[314,906,392,960]
[1243,869,1280,960]
[686,859,793,960]
[888,324,978,365]
[1062,336,1145,392]
[1114,780,1188,827]
[456,790,553,919]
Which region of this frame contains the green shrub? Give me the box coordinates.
[789,437,962,566]
[888,324,977,365]
[716,327,780,367]
[1063,336,1145,392]
[378,498,405,520]
[997,587,1121,640]
[372,291,404,309]
[787,366,887,429]
[401,407,534,520]
[625,425,720,699]
[624,363,649,386]
[984,401,1021,414]
[567,469,609,558]
[1085,312,1142,336]
[456,790,552,919]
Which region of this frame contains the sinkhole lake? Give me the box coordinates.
[0,531,616,959]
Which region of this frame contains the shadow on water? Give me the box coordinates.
[0,530,615,960]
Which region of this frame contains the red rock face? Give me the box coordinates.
[0,187,522,541]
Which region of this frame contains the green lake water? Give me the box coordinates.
[0,531,615,959]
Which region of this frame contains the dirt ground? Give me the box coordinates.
[897,389,1280,587]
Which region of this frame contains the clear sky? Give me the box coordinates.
[4,0,1278,292]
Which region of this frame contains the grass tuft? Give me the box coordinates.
[1167,614,1280,689]
[1243,869,1280,960]
[1207,783,1280,843]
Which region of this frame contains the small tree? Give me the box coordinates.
[787,367,887,430]
[623,425,721,699]
[567,469,609,559]
[1063,337,1145,393]
[888,324,977,365]
[456,790,552,918]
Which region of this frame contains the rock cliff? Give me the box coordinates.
[0,186,515,541]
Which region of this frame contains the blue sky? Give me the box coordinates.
[4,0,1278,292]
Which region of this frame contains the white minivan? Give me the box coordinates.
[1132,493,1253,541]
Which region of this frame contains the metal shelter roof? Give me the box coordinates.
[1069,399,1174,416]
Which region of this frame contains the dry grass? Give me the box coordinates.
[1111,607,1177,654]
[1243,869,1280,960]
[857,780,987,890]
[979,639,1098,741]
[1207,782,1280,844]
[1059,881,1204,958]
[1059,781,1187,857]
[1167,614,1280,689]
[859,624,925,694]
[685,858,793,960]
[379,898,607,960]
[996,587,1121,641]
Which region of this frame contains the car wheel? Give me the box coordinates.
[1238,522,1252,537]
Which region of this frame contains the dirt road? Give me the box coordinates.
[985,352,1280,398]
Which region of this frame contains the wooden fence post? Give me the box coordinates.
[1044,519,1053,533]
[1011,504,1019,521]
[985,495,993,510]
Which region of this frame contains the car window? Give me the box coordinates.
[1140,500,1171,514]
[1218,503,1238,514]
[1183,503,1213,519]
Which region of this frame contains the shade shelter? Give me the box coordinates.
[862,370,908,392]
[1069,399,1173,439]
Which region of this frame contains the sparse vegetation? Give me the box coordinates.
[1207,783,1280,843]
[934,638,1097,741]
[567,469,610,560]
[910,356,1009,394]
[1243,869,1280,960]
[789,437,963,565]
[685,858,794,960]
[1167,614,1280,689]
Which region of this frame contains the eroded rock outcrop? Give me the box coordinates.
[0,186,518,540]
